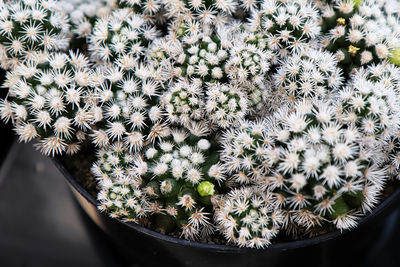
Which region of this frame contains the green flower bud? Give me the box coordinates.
[197,181,215,197]
[389,47,400,66]
[352,0,363,8]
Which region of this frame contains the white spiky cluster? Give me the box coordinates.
[138,128,224,239]
[249,0,321,58]
[335,65,400,144]
[162,79,249,131]
[91,141,139,184]
[93,141,149,221]
[320,0,400,71]
[0,0,70,69]
[91,63,164,150]
[59,0,116,38]
[2,0,400,249]
[97,180,149,221]
[273,49,343,103]
[117,0,163,22]
[155,24,232,84]
[263,101,386,230]
[220,119,274,185]
[162,0,240,25]
[162,78,204,128]
[89,8,159,63]
[205,82,248,128]
[225,36,272,86]
[0,51,94,155]
[143,128,225,189]
[215,187,283,248]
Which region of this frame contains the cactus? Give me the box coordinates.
[205,82,249,128]
[161,78,206,130]
[97,181,149,221]
[335,65,400,144]
[215,187,283,248]
[273,49,343,104]
[248,0,321,59]
[89,8,160,63]
[1,0,400,249]
[162,79,249,133]
[0,0,70,69]
[140,128,225,240]
[261,101,386,230]
[0,51,94,155]
[91,141,140,183]
[220,119,274,185]
[320,0,400,73]
[90,62,165,150]
[59,0,116,38]
[92,141,150,221]
[151,24,232,84]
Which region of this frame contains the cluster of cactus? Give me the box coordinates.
[248,0,321,59]
[0,0,70,69]
[2,0,400,249]
[320,0,400,73]
[89,8,159,63]
[273,49,343,104]
[58,0,116,38]
[0,51,94,155]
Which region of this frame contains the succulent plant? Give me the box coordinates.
[93,141,150,221]
[161,77,205,130]
[90,62,165,150]
[89,8,160,64]
[335,65,400,144]
[205,82,249,128]
[2,0,400,249]
[220,119,274,185]
[97,181,149,221]
[161,0,255,25]
[320,0,400,73]
[248,0,321,59]
[0,0,70,69]
[0,51,94,155]
[262,101,386,230]
[215,186,283,248]
[161,79,249,133]
[273,49,343,104]
[151,24,232,84]
[139,128,225,240]
[91,140,139,183]
[59,0,116,38]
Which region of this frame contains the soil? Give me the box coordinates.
[60,143,400,245]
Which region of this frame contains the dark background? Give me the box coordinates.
[1,137,400,267]
[0,140,140,267]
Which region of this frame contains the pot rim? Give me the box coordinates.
[53,157,400,253]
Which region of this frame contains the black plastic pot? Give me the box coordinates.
[53,158,400,267]
[0,68,14,167]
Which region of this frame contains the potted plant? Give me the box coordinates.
[1,0,400,265]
